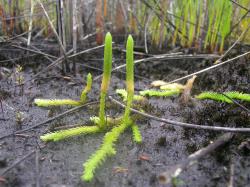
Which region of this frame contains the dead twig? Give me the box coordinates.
[109,96,250,133]
[0,150,36,176]
[113,53,219,72]
[217,24,250,64]
[228,162,235,187]
[164,50,250,85]
[158,133,233,184]
[221,93,250,113]
[37,0,69,73]
[11,44,57,59]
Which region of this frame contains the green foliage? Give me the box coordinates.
[203,0,233,51]
[34,99,82,107]
[196,91,250,103]
[131,123,142,143]
[219,1,232,52]
[83,34,137,182]
[38,33,142,182]
[82,121,129,181]
[116,89,144,102]
[40,126,101,142]
[99,32,113,129]
[140,89,180,97]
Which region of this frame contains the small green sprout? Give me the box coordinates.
[131,123,142,143]
[34,73,92,107]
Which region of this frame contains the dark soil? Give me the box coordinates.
[0,46,250,187]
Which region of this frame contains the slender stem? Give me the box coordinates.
[123,35,134,123]
[99,32,112,129]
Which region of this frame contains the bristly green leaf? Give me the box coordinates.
[34,99,82,107]
[82,122,130,181]
[196,92,232,103]
[40,126,101,142]
[131,123,142,143]
[140,89,180,97]
[226,91,250,102]
[196,91,250,103]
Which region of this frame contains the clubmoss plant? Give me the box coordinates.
[34,73,92,107]
[82,35,142,181]
[81,36,141,181]
[38,33,142,182]
[196,91,250,103]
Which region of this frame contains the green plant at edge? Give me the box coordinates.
[196,91,250,103]
[34,73,92,107]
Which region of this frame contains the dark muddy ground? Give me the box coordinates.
[0,46,250,187]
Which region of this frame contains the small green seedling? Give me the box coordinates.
[196,91,250,103]
[34,73,92,107]
[38,33,142,182]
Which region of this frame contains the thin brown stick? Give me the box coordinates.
[22,49,73,85]
[109,96,250,133]
[216,24,250,63]
[228,162,235,187]
[37,0,66,55]
[37,0,69,73]
[11,44,57,59]
[164,50,250,85]
[158,133,233,184]
[0,150,36,176]
[112,53,219,71]
[72,0,77,74]
[35,149,40,187]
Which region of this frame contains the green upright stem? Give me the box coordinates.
[99,32,113,129]
[123,35,134,123]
